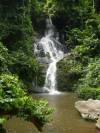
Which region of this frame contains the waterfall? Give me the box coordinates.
[34,18,64,94]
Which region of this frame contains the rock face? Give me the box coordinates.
[75,99,100,120]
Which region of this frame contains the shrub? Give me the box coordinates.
[0,73,53,131]
[78,58,100,88]
[77,87,100,100]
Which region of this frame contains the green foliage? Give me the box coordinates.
[0,42,9,72]
[0,0,100,130]
[9,51,44,88]
[77,87,100,100]
[57,55,82,91]
[57,1,100,97]
[0,0,33,53]
[0,43,44,88]
[19,97,53,127]
[31,0,47,33]
[0,118,7,125]
[0,1,53,130]
[0,73,53,130]
[0,73,25,100]
[79,58,100,88]
[60,11,100,94]
[43,0,93,31]
[67,25,100,57]
[0,0,45,88]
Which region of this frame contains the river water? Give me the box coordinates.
[5,93,99,133]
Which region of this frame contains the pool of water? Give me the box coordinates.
[4,93,99,133]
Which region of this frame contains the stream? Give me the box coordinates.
[5,93,99,133]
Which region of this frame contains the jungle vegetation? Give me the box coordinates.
[0,0,100,132]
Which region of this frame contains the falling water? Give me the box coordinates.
[34,18,64,94]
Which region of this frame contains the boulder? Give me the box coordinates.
[75,99,100,120]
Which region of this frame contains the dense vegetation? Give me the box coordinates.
[0,0,100,132]
[0,73,53,131]
[0,0,53,132]
[56,0,100,100]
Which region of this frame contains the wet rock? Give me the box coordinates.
[32,87,46,93]
[37,57,50,64]
[96,117,100,130]
[75,99,100,120]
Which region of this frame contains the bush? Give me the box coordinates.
[77,87,100,100]
[0,73,53,131]
[0,43,44,88]
[78,58,100,88]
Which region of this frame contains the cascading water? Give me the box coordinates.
[34,18,64,94]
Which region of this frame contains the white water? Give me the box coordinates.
[35,19,64,94]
